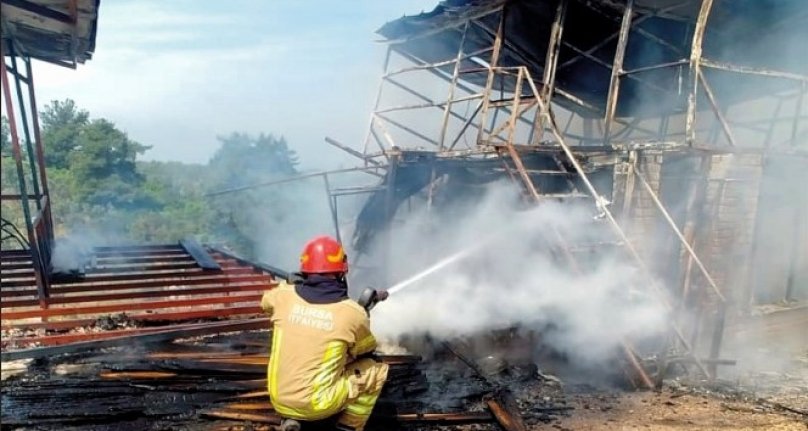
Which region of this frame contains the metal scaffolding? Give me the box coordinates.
[323,0,808,384]
[1,42,55,307]
[1,0,101,304]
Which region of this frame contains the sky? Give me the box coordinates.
[30,0,437,169]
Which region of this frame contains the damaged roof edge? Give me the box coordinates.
[1,0,101,66]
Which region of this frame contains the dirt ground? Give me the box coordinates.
[555,390,807,431]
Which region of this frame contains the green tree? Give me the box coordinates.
[206,133,301,259]
[1,116,10,155]
[40,99,89,169]
[209,133,298,188]
[69,118,150,202]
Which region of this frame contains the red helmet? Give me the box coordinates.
[299,235,348,274]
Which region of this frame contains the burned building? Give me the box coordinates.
[2,0,807,429]
[328,0,808,380]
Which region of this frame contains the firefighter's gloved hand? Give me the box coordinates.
[354,351,381,362]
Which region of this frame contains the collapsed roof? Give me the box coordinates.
[378,0,808,118]
[1,0,100,67]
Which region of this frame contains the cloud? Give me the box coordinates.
[28,0,437,167]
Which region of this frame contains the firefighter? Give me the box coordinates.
[260,235,389,431]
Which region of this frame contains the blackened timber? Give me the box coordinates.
[395,411,494,423]
[180,238,222,271]
[202,409,281,424]
[485,389,528,431]
[2,0,73,23]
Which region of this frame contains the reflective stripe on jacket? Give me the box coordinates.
[261,281,378,420]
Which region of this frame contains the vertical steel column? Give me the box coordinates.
[322,173,341,244]
[430,23,469,210]
[532,0,568,145]
[476,7,507,145]
[698,70,736,147]
[438,22,469,150]
[603,0,634,143]
[707,303,726,378]
[685,0,716,145]
[381,152,400,287]
[9,49,42,209]
[785,83,806,300]
[1,46,48,305]
[363,46,392,158]
[25,57,53,240]
[790,83,805,149]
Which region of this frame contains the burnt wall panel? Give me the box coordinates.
[697,154,764,309]
[618,153,667,271]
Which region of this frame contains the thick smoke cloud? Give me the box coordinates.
[368,182,669,365]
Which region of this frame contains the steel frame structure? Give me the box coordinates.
[320,0,807,384]
[1,41,55,308]
[360,1,807,156]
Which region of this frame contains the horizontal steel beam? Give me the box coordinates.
[2,293,265,320]
[0,274,273,298]
[1,319,269,361]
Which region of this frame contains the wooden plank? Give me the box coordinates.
[485,389,528,431]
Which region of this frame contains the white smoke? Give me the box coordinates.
[51,228,127,274]
[368,182,669,365]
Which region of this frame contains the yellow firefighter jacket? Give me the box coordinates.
[260,281,386,420]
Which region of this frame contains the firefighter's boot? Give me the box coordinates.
[280,419,301,431]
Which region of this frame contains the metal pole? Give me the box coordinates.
[476,6,507,145]
[532,87,711,377]
[533,0,568,145]
[634,165,726,302]
[363,46,392,158]
[382,152,400,287]
[785,197,805,301]
[438,22,469,150]
[322,173,341,244]
[603,0,634,143]
[9,49,42,209]
[686,0,716,145]
[790,83,805,148]
[1,46,48,305]
[698,69,736,147]
[25,57,53,241]
[707,303,726,379]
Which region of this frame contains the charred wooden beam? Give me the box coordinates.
[395,411,494,423]
[485,389,528,431]
[202,409,281,424]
